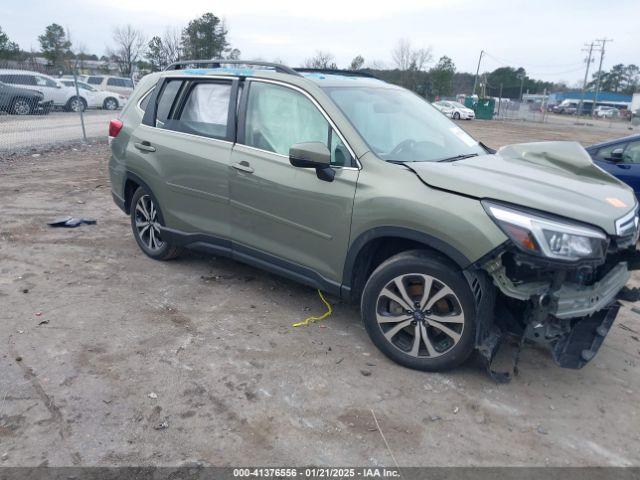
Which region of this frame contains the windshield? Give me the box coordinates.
[324,86,484,162]
[449,101,467,109]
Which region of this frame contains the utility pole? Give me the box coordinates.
[578,42,596,118]
[517,69,526,102]
[593,38,613,116]
[472,50,484,97]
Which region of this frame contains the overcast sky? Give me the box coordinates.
[2,0,638,83]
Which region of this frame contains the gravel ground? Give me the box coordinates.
[1,122,639,467]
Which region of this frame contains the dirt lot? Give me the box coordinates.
[1,121,640,467]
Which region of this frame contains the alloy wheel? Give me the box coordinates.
[13,99,31,115]
[105,99,117,110]
[134,194,164,251]
[375,273,465,358]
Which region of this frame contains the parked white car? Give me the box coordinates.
[432,100,475,120]
[593,106,620,118]
[60,79,127,110]
[85,75,134,98]
[0,69,88,111]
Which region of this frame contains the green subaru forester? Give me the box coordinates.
[109,60,639,376]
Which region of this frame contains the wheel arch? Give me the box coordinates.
[342,227,472,302]
[122,171,154,214]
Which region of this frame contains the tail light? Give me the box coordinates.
[108,119,123,142]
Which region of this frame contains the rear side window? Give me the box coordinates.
[107,78,122,87]
[167,82,231,139]
[155,79,183,126]
[0,74,36,86]
[87,76,103,85]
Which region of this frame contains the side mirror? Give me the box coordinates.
[609,148,624,162]
[289,142,334,182]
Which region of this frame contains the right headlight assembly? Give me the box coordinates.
[482,201,608,262]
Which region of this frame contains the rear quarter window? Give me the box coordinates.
[155,79,183,126]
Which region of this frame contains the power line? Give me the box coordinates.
[482,51,584,70]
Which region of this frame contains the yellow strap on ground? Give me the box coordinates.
[292,289,333,327]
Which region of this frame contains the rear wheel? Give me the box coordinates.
[361,250,476,371]
[11,98,32,115]
[130,186,182,261]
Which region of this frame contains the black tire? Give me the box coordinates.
[130,186,182,261]
[103,97,119,110]
[66,96,86,112]
[11,97,32,115]
[361,250,476,371]
[453,112,461,120]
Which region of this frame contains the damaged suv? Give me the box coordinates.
[109,60,640,376]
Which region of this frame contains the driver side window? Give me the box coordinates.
[244,81,351,166]
[623,141,640,164]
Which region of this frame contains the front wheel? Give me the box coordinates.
[130,186,182,261]
[103,97,118,110]
[66,96,86,112]
[361,250,476,371]
[11,98,32,115]
[453,112,461,120]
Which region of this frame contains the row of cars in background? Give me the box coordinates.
[0,70,134,116]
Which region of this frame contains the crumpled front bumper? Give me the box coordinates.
[552,302,620,369]
[552,262,629,319]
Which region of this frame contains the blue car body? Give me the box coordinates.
[586,134,640,198]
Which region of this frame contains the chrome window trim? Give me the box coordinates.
[135,88,154,114]
[138,123,234,146]
[243,78,362,170]
[233,143,359,171]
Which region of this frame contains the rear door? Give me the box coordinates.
[129,75,238,238]
[229,79,359,283]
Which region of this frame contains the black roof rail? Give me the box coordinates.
[163,59,302,76]
[294,68,378,79]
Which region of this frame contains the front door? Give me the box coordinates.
[229,80,359,284]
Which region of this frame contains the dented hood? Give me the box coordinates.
[408,141,636,234]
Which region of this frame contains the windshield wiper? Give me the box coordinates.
[437,153,479,163]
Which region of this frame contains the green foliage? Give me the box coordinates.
[38,23,71,69]
[181,13,231,60]
[349,55,365,70]
[0,26,20,59]
[146,36,167,71]
[589,64,639,94]
[430,56,456,97]
[483,66,554,99]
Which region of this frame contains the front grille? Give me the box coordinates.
[614,207,639,248]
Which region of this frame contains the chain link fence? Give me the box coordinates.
[0,63,130,154]
[492,99,638,135]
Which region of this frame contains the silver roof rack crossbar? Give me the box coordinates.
[164,59,302,76]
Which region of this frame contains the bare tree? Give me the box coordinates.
[391,38,432,92]
[391,38,432,71]
[304,51,337,69]
[162,26,182,64]
[110,25,146,76]
[392,38,412,71]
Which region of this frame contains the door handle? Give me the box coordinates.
[232,161,254,173]
[134,141,156,152]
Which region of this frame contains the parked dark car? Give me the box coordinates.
[586,134,640,197]
[0,80,52,115]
